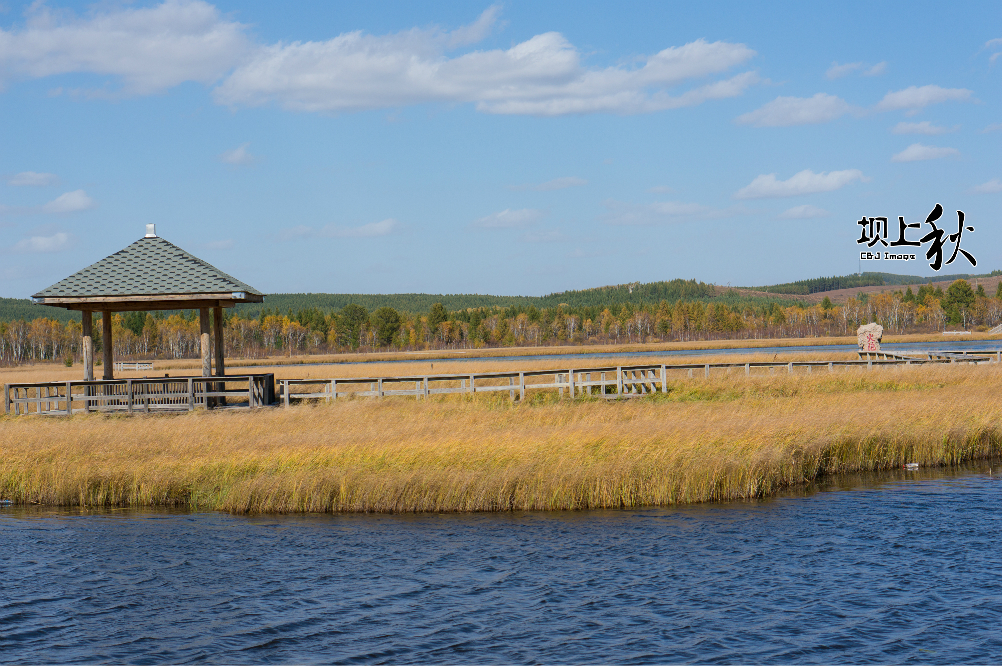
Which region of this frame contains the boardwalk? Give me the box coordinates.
[5,351,998,416]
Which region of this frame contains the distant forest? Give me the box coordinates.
[755,270,1001,296]
[2,272,998,324]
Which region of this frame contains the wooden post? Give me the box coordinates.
[65,381,72,416]
[3,384,9,415]
[509,376,515,401]
[187,377,194,410]
[828,362,833,372]
[82,311,94,381]
[199,308,211,378]
[213,306,225,407]
[102,311,114,380]
[283,380,290,407]
[745,363,750,376]
[126,379,133,413]
[704,364,709,379]
[787,362,793,375]
[661,365,667,393]
[616,366,623,395]
[423,377,429,399]
[378,378,384,398]
[213,307,225,377]
[519,372,525,401]
[568,369,574,399]
[469,374,475,395]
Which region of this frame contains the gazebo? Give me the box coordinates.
[32,224,263,382]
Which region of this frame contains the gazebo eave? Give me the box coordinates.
[32,292,264,312]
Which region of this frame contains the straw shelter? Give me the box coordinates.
[32,224,263,381]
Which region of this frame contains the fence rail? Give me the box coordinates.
[4,375,272,416]
[276,353,1000,406]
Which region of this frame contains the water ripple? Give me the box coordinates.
[1,466,999,664]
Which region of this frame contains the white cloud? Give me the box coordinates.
[779,204,830,219]
[13,231,72,252]
[533,177,587,191]
[473,208,542,229]
[601,199,725,226]
[0,3,759,117]
[876,85,973,111]
[735,93,854,127]
[825,62,863,79]
[890,143,959,162]
[825,61,885,79]
[8,171,58,186]
[891,121,956,135]
[41,189,96,213]
[215,29,758,115]
[218,142,255,165]
[968,179,1001,194]
[734,169,866,199]
[981,123,1001,133]
[863,62,886,76]
[282,218,398,239]
[0,0,252,95]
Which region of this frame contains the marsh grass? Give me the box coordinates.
[1,364,998,514]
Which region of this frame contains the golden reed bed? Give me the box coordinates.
[1,363,998,514]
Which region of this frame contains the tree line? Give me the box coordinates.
[1,280,998,366]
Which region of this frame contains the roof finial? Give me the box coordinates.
[145,224,157,238]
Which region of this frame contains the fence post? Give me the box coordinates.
[660,365,667,393]
[616,367,623,396]
[283,380,290,407]
[378,377,384,398]
[469,374,475,395]
[5,384,12,415]
[188,378,194,411]
[127,379,133,414]
[745,363,750,376]
[867,359,873,371]
[568,369,575,399]
[424,377,429,399]
[704,364,710,379]
[828,362,833,372]
[65,381,72,416]
[519,372,525,401]
[787,362,793,375]
[509,376,515,401]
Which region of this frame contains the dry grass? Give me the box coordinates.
[8,331,995,380]
[1,363,998,514]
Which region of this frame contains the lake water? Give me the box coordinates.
[2,464,999,664]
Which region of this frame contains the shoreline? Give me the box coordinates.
[2,363,999,514]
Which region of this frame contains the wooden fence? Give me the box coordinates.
[4,375,273,416]
[276,354,1000,406]
[5,353,998,416]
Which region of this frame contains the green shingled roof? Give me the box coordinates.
[34,236,263,298]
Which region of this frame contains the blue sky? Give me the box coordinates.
[1,0,1000,298]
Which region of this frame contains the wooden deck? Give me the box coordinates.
[4,375,273,416]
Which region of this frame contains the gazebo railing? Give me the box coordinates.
[4,375,273,416]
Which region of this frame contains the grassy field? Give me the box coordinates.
[1,363,998,514]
